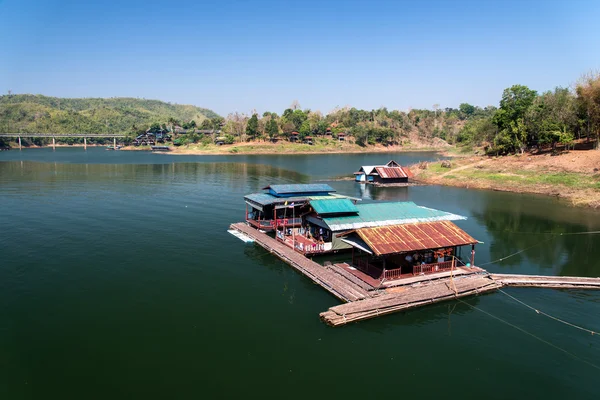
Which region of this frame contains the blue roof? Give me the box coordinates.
[320,201,466,231]
[262,184,335,196]
[245,193,339,207]
[310,198,358,215]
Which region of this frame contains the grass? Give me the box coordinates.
[418,160,600,199]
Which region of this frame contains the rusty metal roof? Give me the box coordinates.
[374,166,414,179]
[352,221,478,256]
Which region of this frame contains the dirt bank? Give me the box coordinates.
[411,149,600,208]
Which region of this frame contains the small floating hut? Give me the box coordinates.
[354,160,413,184]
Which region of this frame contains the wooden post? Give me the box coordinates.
[52,137,56,150]
[113,137,116,149]
[470,245,475,267]
[18,136,21,150]
[84,137,87,150]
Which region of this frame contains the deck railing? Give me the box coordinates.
[275,217,302,226]
[383,268,404,280]
[247,219,275,229]
[295,242,325,253]
[382,259,457,280]
[413,260,454,275]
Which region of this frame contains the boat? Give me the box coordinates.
[106,145,122,150]
[151,145,171,152]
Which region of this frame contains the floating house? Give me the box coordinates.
[276,199,466,256]
[338,220,478,282]
[354,160,413,184]
[244,184,356,231]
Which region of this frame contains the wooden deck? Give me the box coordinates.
[230,222,600,327]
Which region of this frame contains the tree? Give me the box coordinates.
[491,85,538,153]
[266,118,279,140]
[299,120,311,139]
[493,85,538,131]
[147,122,162,133]
[246,113,259,140]
[576,72,600,148]
[526,87,577,150]
[459,103,476,118]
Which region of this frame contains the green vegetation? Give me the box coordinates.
[459,73,600,155]
[2,71,599,153]
[0,94,219,136]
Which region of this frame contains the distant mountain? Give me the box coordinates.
[0,94,220,134]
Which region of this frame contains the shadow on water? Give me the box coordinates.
[347,295,486,333]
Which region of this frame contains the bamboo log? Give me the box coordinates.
[321,277,501,326]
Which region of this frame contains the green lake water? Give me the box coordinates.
[1,148,599,399]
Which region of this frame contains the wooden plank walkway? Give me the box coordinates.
[230,223,371,302]
[490,273,600,290]
[320,274,502,326]
[326,263,377,291]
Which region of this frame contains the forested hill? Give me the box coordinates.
[0,94,220,134]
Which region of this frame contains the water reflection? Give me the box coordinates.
[357,184,410,201]
[0,161,310,191]
[472,194,600,277]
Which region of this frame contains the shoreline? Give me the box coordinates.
[6,141,598,209]
[410,151,600,209]
[122,142,451,156]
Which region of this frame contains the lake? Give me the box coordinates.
[1,148,599,399]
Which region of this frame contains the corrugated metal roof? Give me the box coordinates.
[262,184,335,195]
[310,198,358,215]
[374,166,414,179]
[354,221,478,255]
[244,193,340,207]
[321,201,466,231]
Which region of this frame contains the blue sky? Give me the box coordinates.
[1,0,599,116]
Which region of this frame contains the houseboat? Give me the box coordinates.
[354,160,413,184]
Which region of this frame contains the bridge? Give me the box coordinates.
[0,133,127,150]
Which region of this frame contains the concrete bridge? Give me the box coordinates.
[0,133,127,150]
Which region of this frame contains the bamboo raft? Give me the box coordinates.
[490,273,600,290]
[320,274,501,326]
[230,222,600,327]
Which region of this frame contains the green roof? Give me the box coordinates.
[310,198,358,215]
[320,201,466,231]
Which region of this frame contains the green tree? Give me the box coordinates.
[493,85,538,131]
[246,113,259,140]
[266,118,279,140]
[459,103,476,118]
[491,85,538,153]
[299,120,311,140]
